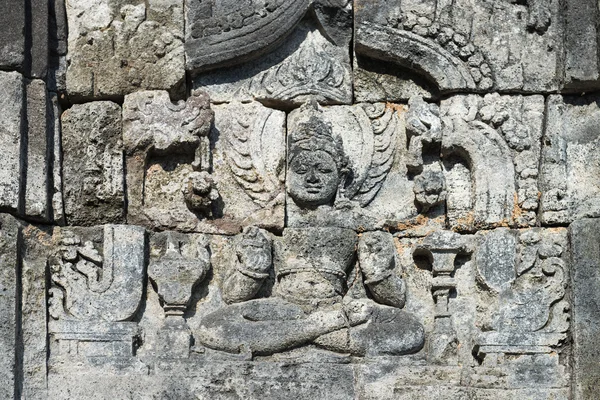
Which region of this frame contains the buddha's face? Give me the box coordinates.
[288,150,340,207]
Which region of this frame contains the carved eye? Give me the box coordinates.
[294,165,308,174]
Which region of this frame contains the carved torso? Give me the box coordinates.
[274,227,357,305]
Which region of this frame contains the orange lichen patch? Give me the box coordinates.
[211,217,243,234]
[548,227,568,234]
[145,163,164,178]
[386,102,408,115]
[395,214,430,231]
[22,224,53,246]
[394,239,409,256]
[511,193,523,221]
[451,212,475,232]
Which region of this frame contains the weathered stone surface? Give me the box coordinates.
[0,75,59,223]
[123,90,214,231]
[48,224,146,367]
[65,0,185,100]
[210,101,286,232]
[24,80,50,220]
[49,224,146,322]
[540,94,600,224]
[185,0,312,72]
[21,224,52,400]
[10,0,600,397]
[0,71,23,213]
[61,101,124,225]
[149,231,211,358]
[193,16,353,106]
[0,0,25,70]
[49,0,68,92]
[49,93,65,224]
[0,214,19,400]
[355,0,561,95]
[48,362,356,399]
[353,55,439,103]
[30,0,49,79]
[564,0,600,91]
[571,219,600,399]
[440,94,544,230]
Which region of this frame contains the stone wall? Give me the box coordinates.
[1,1,600,399]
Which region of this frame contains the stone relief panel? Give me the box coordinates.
[61,101,124,226]
[123,90,215,231]
[440,94,544,231]
[0,72,63,223]
[6,0,600,398]
[473,228,569,389]
[65,0,185,100]
[540,94,600,225]
[354,0,562,97]
[285,101,438,232]
[190,2,352,107]
[123,92,285,234]
[48,224,145,364]
[185,0,311,72]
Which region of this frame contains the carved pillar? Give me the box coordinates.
[149,232,211,358]
[415,231,471,364]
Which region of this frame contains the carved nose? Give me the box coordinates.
[306,169,319,183]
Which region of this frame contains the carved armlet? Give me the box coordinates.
[363,270,393,285]
[236,264,270,280]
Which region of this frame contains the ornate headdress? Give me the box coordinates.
[288,101,348,172]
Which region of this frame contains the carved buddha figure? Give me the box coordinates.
[196,102,424,357]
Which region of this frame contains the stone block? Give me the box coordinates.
[0,75,58,222]
[123,90,215,232]
[286,102,422,231]
[210,101,286,232]
[30,0,49,79]
[0,71,23,213]
[49,0,68,92]
[124,93,285,234]
[48,225,146,330]
[0,0,25,70]
[48,362,356,399]
[540,94,600,224]
[563,0,600,90]
[570,219,600,399]
[440,94,544,230]
[65,0,185,100]
[24,79,50,220]
[193,15,353,107]
[61,101,124,225]
[21,223,52,400]
[0,214,19,400]
[353,55,439,103]
[355,0,562,95]
[49,93,65,224]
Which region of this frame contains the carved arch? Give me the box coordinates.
[186,0,312,72]
[355,24,478,93]
[442,121,515,226]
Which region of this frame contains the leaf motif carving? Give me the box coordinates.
[351,104,398,207]
[225,108,284,207]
